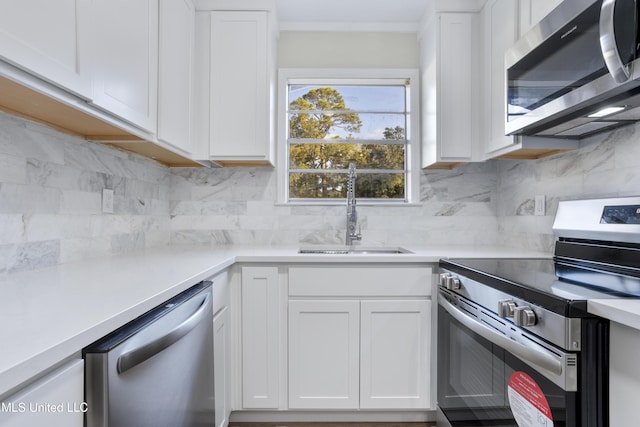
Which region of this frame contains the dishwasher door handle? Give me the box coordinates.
[117,292,212,374]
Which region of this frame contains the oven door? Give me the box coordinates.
[437,290,579,427]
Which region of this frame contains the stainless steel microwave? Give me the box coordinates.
[505,0,640,138]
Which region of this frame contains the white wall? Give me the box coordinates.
[278,31,420,68]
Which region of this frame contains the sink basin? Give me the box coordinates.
[298,246,413,255]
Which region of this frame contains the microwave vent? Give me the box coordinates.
[605,104,640,121]
[555,121,619,137]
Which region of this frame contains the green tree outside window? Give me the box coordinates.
[288,86,407,200]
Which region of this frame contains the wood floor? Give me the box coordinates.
[229,423,436,427]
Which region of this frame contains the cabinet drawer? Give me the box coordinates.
[0,359,84,427]
[289,265,431,297]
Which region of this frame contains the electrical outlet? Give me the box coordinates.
[102,189,114,214]
[534,195,545,216]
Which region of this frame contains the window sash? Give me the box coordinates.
[288,138,407,145]
[279,69,420,205]
[288,170,408,202]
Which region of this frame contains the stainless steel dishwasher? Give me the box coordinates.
[83,281,214,427]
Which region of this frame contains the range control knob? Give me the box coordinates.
[438,273,450,286]
[439,273,461,290]
[497,299,516,318]
[513,306,537,327]
[445,275,461,290]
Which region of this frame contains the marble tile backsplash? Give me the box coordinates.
[496,122,640,253]
[169,162,500,248]
[5,108,640,273]
[0,113,171,273]
[169,120,640,253]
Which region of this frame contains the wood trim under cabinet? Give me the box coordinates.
[0,75,203,168]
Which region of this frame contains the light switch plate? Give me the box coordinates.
[534,195,545,216]
[102,189,114,214]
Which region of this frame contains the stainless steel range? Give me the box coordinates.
[437,196,640,427]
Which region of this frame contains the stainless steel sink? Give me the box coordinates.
[298,246,412,255]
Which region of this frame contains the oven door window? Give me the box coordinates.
[437,304,576,427]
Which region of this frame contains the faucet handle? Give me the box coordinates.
[354,225,362,241]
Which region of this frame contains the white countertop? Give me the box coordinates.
[0,243,551,397]
[588,299,640,331]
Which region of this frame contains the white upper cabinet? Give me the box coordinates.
[194,8,277,166]
[519,0,564,37]
[481,0,519,156]
[0,0,91,99]
[481,0,577,159]
[90,0,158,133]
[157,0,195,154]
[420,10,482,169]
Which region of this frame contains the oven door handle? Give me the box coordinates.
[438,294,563,377]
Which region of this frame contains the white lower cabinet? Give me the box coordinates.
[609,321,640,426]
[289,299,431,410]
[289,300,361,409]
[210,269,231,427]
[240,266,281,409]
[213,306,230,427]
[288,265,433,411]
[360,300,431,409]
[0,359,84,427]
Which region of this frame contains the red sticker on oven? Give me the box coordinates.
[507,371,553,427]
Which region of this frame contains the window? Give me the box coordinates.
[278,69,420,204]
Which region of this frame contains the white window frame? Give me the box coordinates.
[277,68,421,205]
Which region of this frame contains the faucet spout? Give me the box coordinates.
[346,163,362,246]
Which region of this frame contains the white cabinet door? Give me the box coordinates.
[482,0,519,156]
[481,0,574,159]
[360,300,431,409]
[610,321,640,426]
[421,12,480,169]
[0,359,84,427]
[90,0,158,132]
[287,264,434,411]
[519,0,564,37]
[438,13,474,160]
[0,0,91,98]
[213,306,230,427]
[207,11,275,166]
[241,266,280,409]
[157,0,194,154]
[288,300,360,409]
